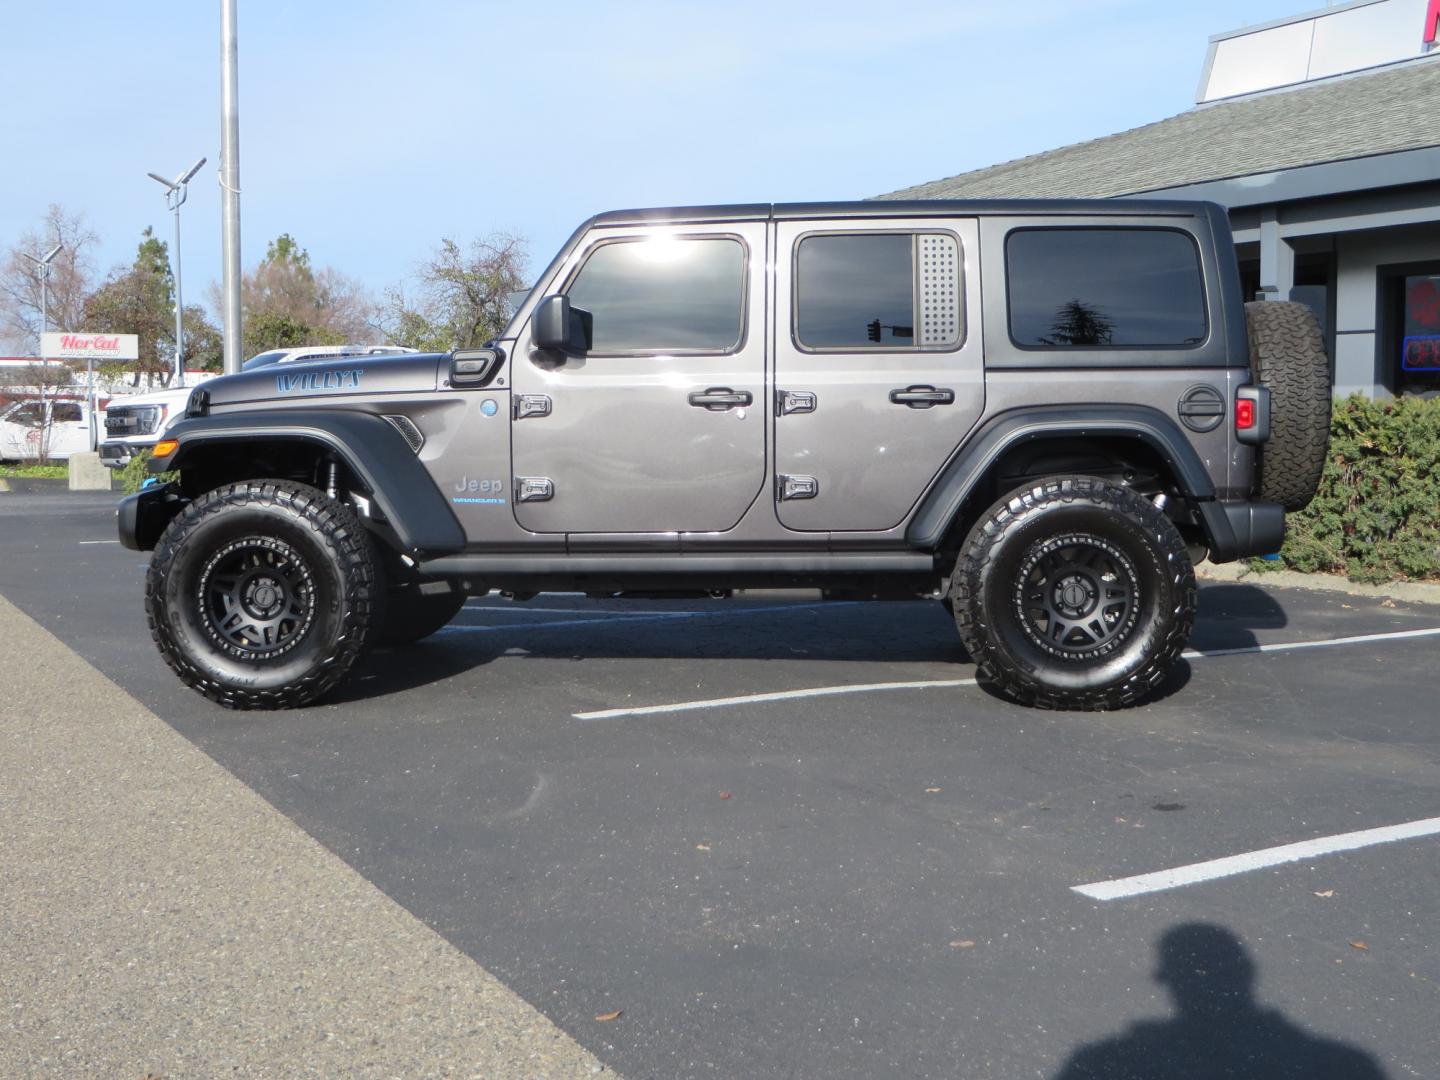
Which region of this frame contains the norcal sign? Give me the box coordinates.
[41,332,140,361]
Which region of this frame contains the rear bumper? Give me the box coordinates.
[117,483,188,552]
[1199,499,1286,563]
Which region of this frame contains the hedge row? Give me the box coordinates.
[1254,395,1440,584]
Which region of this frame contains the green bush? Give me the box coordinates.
[1255,395,1440,584]
[119,450,177,495]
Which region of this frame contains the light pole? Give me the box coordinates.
[148,157,206,389]
[220,0,243,375]
[20,242,64,446]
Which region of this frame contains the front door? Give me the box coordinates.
[772,218,985,531]
[509,223,767,535]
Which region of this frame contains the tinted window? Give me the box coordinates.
[51,402,82,423]
[1007,229,1207,348]
[796,234,915,349]
[8,403,43,427]
[566,237,745,353]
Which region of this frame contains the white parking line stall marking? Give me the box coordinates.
[78,540,121,545]
[573,679,977,720]
[1074,815,1440,901]
[1184,625,1440,659]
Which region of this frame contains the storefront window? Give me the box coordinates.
[1400,275,1440,390]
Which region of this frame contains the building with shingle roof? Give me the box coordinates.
[882,0,1440,398]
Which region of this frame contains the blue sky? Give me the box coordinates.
[0,0,1309,313]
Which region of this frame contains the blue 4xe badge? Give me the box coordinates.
[276,369,363,393]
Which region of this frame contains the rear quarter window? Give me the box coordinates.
[1006,228,1207,350]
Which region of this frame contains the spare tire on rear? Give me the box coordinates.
[1245,301,1331,512]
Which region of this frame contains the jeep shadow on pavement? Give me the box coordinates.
[118,200,1331,712]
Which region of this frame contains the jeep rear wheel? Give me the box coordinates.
[952,477,1196,710]
[145,480,380,709]
[1245,301,1331,512]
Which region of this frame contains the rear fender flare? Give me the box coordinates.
[907,404,1220,551]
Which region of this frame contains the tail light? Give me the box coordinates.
[1235,386,1270,445]
[1235,398,1256,430]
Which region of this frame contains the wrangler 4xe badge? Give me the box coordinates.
[452,475,506,506]
[276,369,363,393]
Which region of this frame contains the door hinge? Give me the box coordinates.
[778,390,817,416]
[778,474,819,501]
[515,476,554,502]
[514,394,552,420]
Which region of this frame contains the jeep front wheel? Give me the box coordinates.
[951,477,1196,710]
[145,480,381,709]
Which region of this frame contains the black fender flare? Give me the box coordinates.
[154,409,466,557]
[906,404,1222,551]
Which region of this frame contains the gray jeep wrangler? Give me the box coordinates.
[119,200,1330,711]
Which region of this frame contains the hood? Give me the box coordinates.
[202,352,448,409]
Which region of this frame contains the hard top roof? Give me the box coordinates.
[586,199,1217,228]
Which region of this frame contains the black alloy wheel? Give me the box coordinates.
[198,536,317,658]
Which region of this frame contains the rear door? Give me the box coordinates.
[772,217,984,531]
[509,222,767,534]
[48,400,91,457]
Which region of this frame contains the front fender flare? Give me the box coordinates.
[155,409,465,558]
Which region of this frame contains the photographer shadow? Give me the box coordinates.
[1052,924,1386,1080]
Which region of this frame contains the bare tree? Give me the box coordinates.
[0,205,99,352]
[377,234,528,352]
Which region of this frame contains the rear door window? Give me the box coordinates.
[1006,228,1207,349]
[794,232,963,351]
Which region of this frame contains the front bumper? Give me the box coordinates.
[1199,500,1286,563]
[117,483,188,552]
[98,441,135,469]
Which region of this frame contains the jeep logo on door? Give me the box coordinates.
[276,369,363,393]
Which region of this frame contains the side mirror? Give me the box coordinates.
[532,295,593,353]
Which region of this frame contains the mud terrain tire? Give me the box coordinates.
[146,480,380,709]
[1245,301,1331,512]
[952,477,1196,711]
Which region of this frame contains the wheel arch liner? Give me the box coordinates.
[155,410,465,557]
[906,404,1219,551]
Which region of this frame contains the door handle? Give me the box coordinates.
[889,385,955,409]
[688,387,753,411]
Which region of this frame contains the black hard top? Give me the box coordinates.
[587,199,1218,227]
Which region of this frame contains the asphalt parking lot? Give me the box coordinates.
[2,490,1437,1078]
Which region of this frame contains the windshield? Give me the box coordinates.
[241,350,290,371]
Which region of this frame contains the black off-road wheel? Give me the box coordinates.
[1245,301,1331,512]
[145,480,381,709]
[951,477,1196,711]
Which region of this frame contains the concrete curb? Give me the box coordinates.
[0,593,616,1077]
[1198,560,1440,607]
[0,475,71,494]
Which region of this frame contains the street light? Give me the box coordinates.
[148,156,206,389]
[20,242,67,446]
[20,242,63,351]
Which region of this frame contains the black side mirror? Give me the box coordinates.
[533,295,593,353]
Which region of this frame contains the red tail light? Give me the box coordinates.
[1235,398,1256,430]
